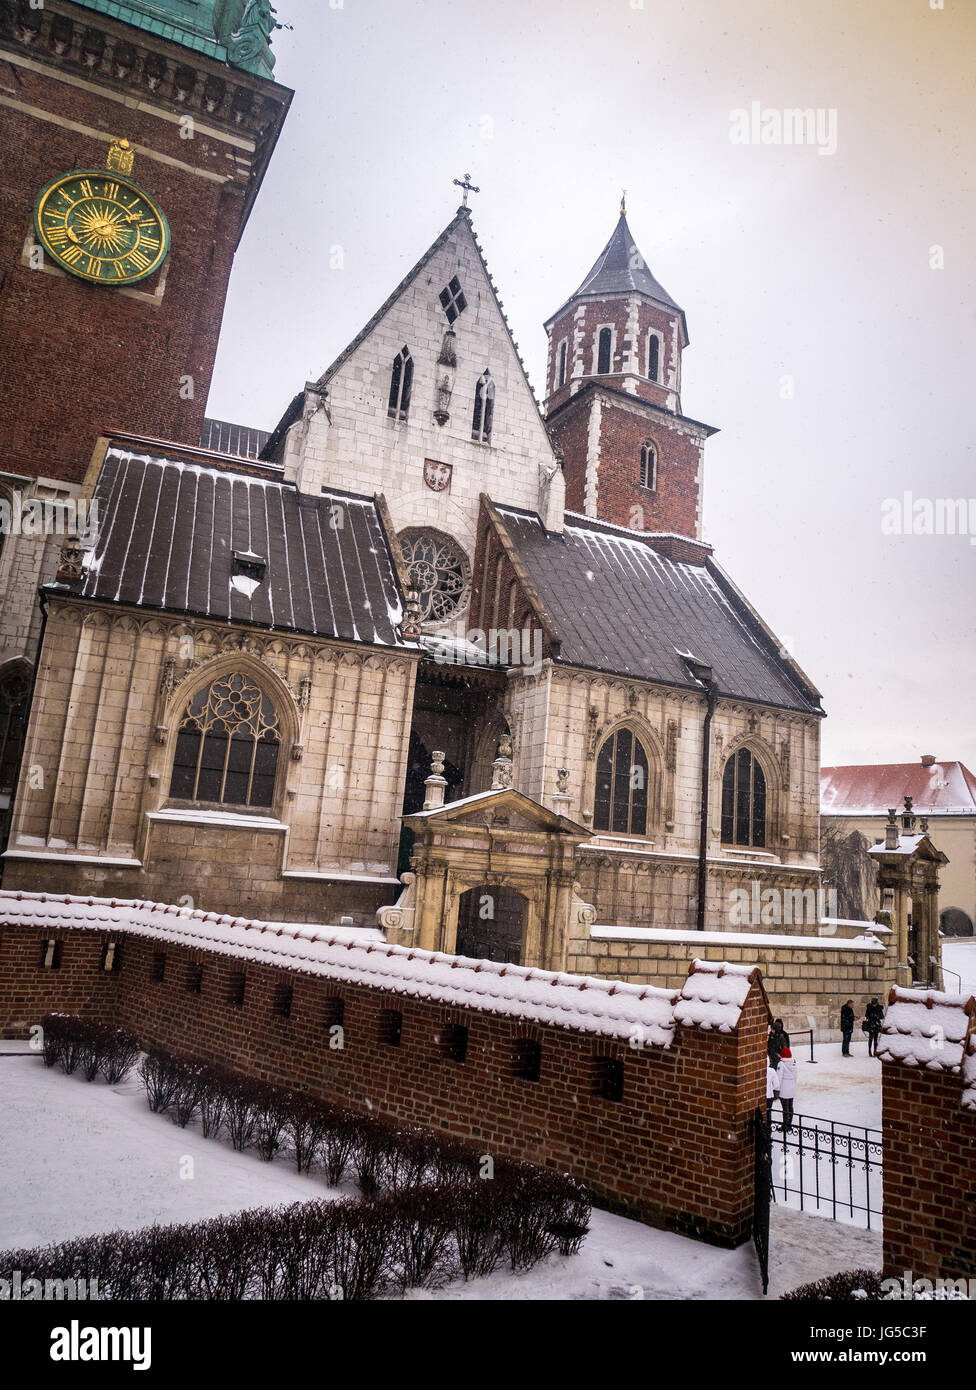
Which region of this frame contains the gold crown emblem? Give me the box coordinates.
[106,138,135,175]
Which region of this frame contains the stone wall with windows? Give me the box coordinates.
[273,213,557,619]
[2,595,418,923]
[504,663,822,932]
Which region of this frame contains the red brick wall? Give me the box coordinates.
[549,387,704,537]
[0,57,272,484]
[882,1065,976,1280]
[545,300,679,414]
[0,922,768,1245]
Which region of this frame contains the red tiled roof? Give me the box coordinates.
[821,762,976,816]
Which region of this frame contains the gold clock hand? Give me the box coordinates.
[66,226,80,243]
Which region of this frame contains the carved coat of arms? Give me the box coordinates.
[423,459,452,492]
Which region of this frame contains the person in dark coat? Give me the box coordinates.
[767,1018,791,1066]
[840,999,856,1055]
[865,998,884,1057]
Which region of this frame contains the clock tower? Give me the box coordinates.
[0,0,291,845]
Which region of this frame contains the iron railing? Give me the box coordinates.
[769,1110,882,1229]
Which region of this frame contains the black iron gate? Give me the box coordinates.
[770,1112,883,1228]
[753,1105,772,1295]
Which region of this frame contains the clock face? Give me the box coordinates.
[34,170,170,286]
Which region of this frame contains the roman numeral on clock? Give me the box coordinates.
[62,244,84,265]
[127,249,151,271]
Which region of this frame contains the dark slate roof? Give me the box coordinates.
[573,214,683,310]
[74,446,406,647]
[200,418,270,460]
[497,507,823,715]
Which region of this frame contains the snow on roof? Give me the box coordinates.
[821,761,976,816]
[878,986,976,1074]
[1,891,684,1046]
[673,959,763,1034]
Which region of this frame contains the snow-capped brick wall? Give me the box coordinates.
[0,891,769,1244]
[880,985,976,1281]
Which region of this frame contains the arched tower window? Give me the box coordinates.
[597,327,613,375]
[721,747,767,848]
[647,332,660,382]
[556,339,568,389]
[640,442,657,490]
[594,727,650,836]
[472,370,495,443]
[388,346,413,422]
[169,672,281,809]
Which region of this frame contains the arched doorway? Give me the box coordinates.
[455,884,527,965]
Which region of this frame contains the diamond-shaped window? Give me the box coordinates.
[439,276,467,323]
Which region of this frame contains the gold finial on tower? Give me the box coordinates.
[620,189,627,216]
[107,138,135,175]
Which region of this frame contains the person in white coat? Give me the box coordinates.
[775,1046,797,1131]
[766,1060,779,1127]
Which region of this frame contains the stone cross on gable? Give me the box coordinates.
[453,173,480,208]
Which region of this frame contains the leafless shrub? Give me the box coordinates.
[224,1078,260,1152]
[139,1051,182,1114]
[286,1097,333,1174]
[253,1085,291,1162]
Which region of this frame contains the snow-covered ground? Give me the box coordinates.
[0,1045,879,1299]
[944,939,976,999]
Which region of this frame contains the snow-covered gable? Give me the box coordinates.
[673,959,764,1034]
[878,986,976,1075]
[0,891,676,1047]
[266,209,560,573]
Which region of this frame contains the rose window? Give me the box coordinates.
[399,529,469,624]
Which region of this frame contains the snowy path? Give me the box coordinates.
[0,1046,880,1299]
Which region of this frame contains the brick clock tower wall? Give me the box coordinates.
[0,2,292,484]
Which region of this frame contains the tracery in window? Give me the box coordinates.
[399,529,469,624]
[593,726,650,835]
[388,346,413,422]
[169,672,280,809]
[721,747,767,848]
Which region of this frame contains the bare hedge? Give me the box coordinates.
[11,1018,591,1299]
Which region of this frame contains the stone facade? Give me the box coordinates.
[5,596,418,922]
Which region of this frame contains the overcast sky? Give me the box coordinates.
[206,0,976,773]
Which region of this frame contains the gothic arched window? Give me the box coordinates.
[388,346,413,422]
[594,727,650,836]
[472,370,495,443]
[597,327,613,375]
[721,747,767,848]
[640,442,657,490]
[169,672,281,809]
[647,332,660,382]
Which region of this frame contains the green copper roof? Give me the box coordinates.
[71,0,278,78]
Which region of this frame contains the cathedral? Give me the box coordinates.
[2,0,916,1022]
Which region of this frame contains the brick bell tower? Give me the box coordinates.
[543,200,717,549]
[0,0,292,487]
